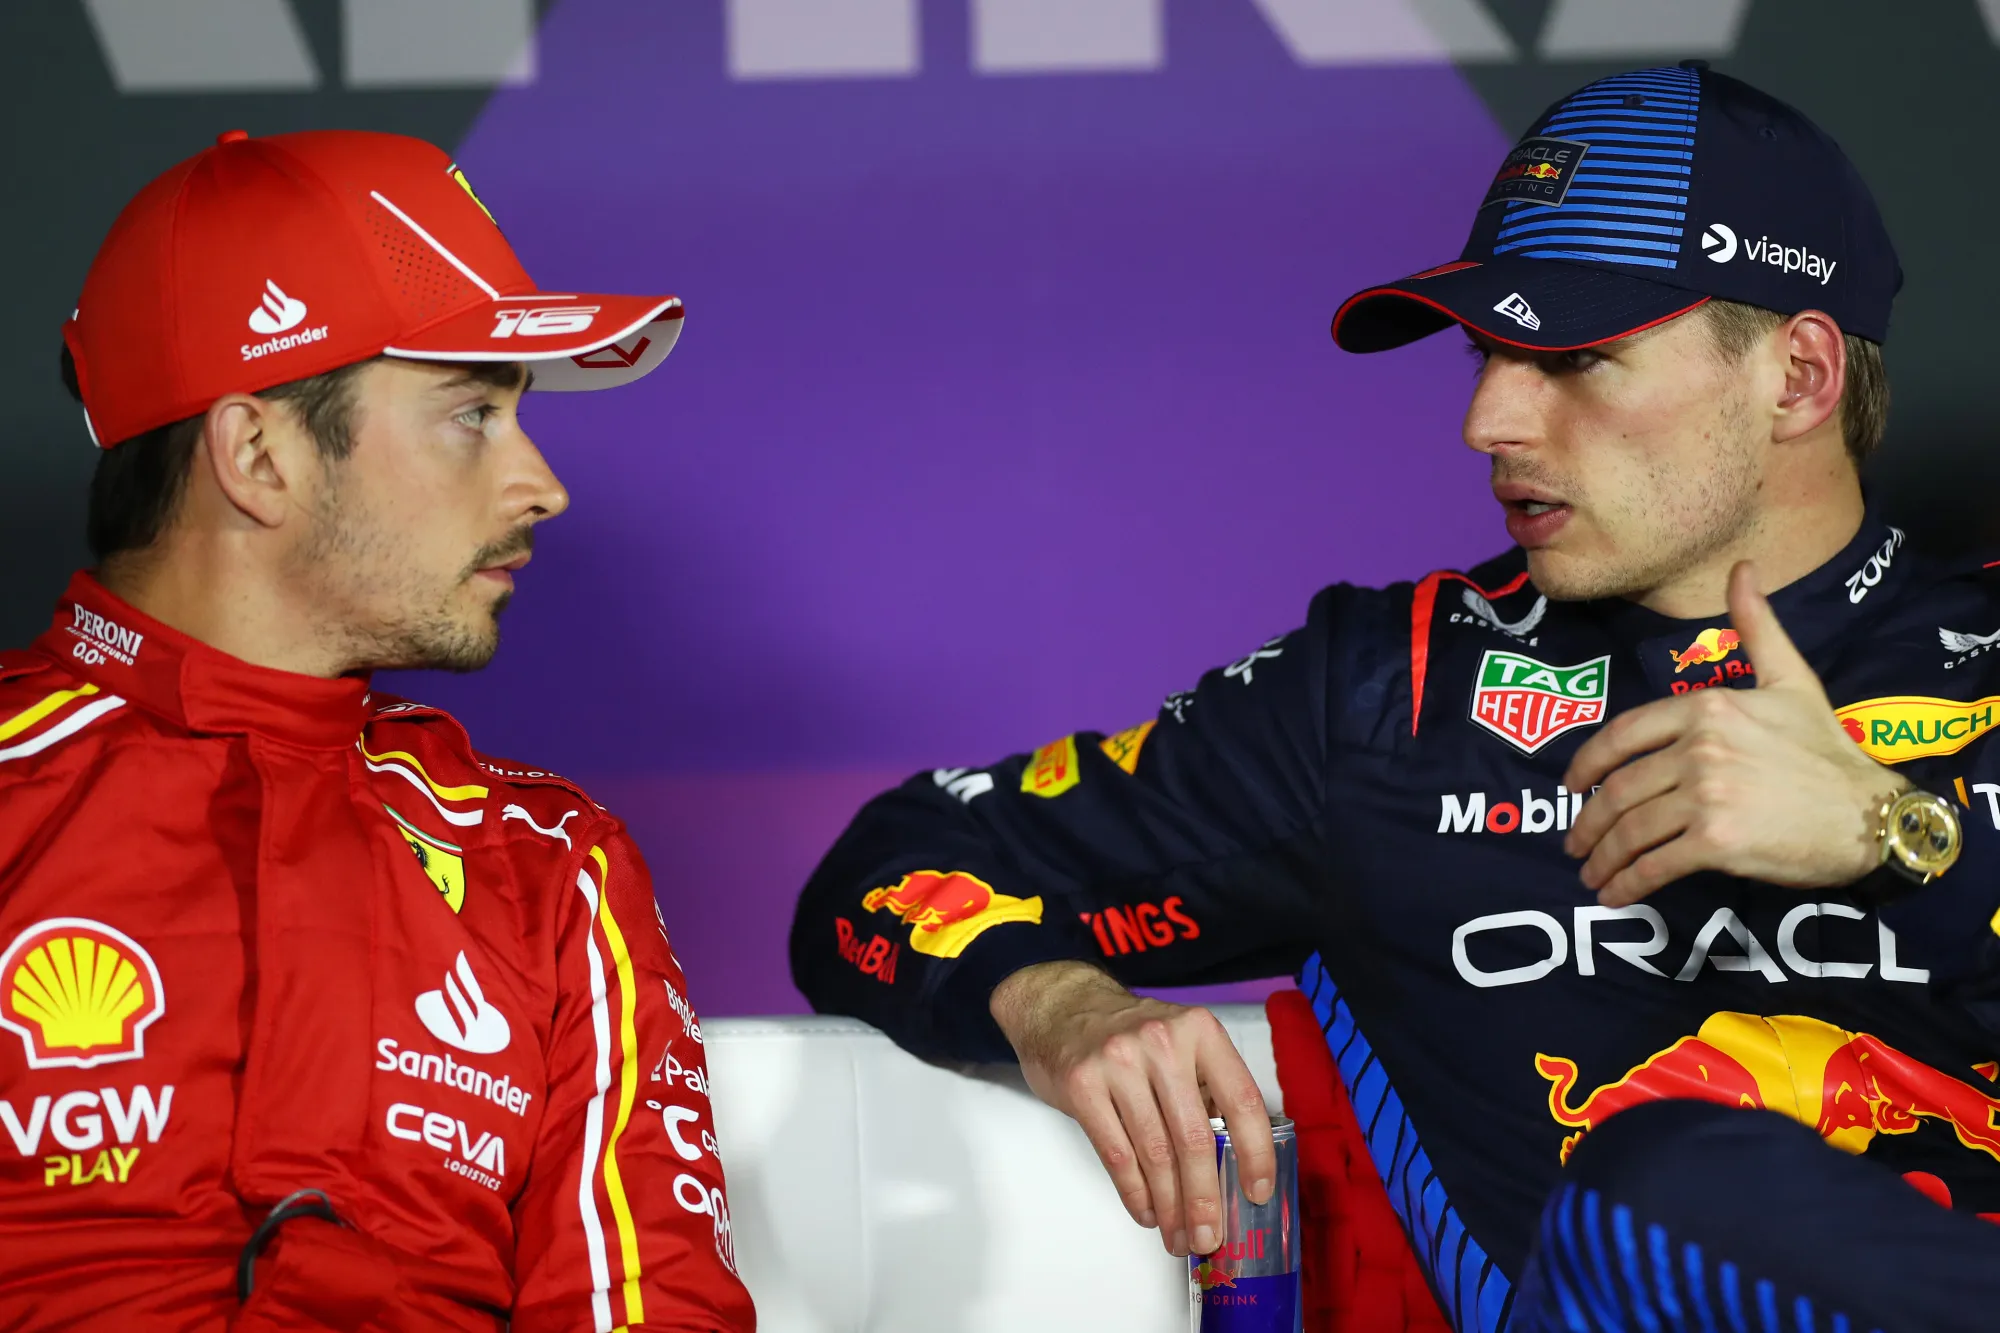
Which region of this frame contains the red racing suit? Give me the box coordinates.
[0,574,754,1332]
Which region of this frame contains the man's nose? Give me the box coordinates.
[1462,356,1543,457]
[512,433,570,523]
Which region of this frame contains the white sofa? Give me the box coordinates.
[704,1005,1281,1333]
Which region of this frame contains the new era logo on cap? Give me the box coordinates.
[1493,293,1541,331]
[247,279,307,335]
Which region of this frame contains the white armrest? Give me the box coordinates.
[705,1004,1278,1332]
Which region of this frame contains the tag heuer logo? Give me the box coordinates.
[1469,650,1610,754]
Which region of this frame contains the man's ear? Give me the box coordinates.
[199,393,312,528]
[1770,310,1846,445]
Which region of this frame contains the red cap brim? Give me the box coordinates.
[387,294,684,391]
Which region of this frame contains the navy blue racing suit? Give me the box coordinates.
[791,514,2000,1330]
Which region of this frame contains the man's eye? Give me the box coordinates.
[1553,349,1604,374]
[454,405,497,429]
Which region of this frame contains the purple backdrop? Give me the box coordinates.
[382,1,1512,1016]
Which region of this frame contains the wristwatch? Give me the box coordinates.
[1873,787,1962,885]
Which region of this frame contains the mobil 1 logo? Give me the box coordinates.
[1469,650,1610,755]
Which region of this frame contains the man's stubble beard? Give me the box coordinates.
[292,480,517,675]
[1525,390,1762,605]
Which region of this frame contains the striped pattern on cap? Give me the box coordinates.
[1492,65,1699,272]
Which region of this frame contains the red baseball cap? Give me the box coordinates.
[63,129,685,448]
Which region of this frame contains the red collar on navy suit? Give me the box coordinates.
[34,572,372,750]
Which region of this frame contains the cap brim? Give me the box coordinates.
[387,294,684,391]
[1331,260,1707,353]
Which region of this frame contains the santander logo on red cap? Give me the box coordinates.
[247,279,307,335]
[241,277,329,364]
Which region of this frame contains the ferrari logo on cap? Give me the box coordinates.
[448,162,497,226]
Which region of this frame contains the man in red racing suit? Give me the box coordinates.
[0,129,753,1330]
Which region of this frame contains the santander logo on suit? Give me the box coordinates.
[415,951,510,1055]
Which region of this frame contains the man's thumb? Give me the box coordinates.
[1729,560,1813,690]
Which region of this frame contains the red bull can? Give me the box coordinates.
[1190,1114,1300,1333]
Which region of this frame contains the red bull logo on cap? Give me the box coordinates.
[1481,135,1589,209]
[1537,1011,2000,1166]
[861,870,1044,959]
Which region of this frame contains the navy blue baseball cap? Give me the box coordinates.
[1333,63,1903,353]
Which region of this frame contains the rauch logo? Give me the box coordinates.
[1836,696,2000,764]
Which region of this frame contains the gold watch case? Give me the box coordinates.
[1880,789,1962,883]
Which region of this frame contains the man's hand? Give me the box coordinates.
[989,960,1273,1258]
[1562,560,1907,905]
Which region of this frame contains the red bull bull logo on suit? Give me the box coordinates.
[1668,628,1740,673]
[1536,1011,2000,1168]
[861,870,1043,958]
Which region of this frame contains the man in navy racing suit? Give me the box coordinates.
[792,64,2000,1332]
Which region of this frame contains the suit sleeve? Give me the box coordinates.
[1881,773,2000,1048]
[791,588,1353,1064]
[512,826,756,1333]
